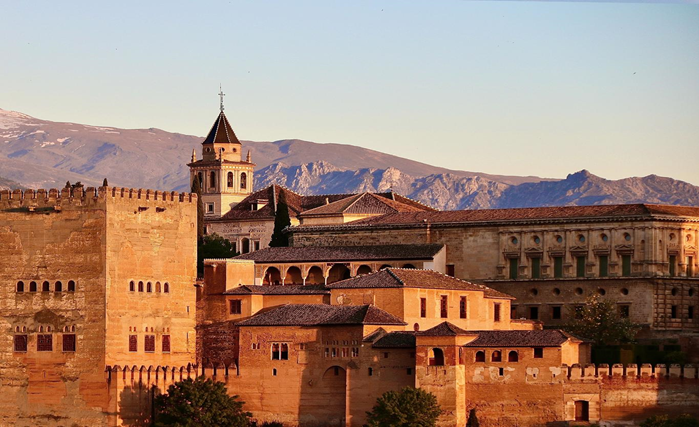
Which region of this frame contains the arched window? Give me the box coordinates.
[55,281,63,292]
[42,281,50,292]
[357,265,372,275]
[138,281,144,292]
[240,172,247,190]
[30,281,37,292]
[491,350,502,362]
[508,351,519,362]
[68,280,75,292]
[129,281,135,292]
[227,172,234,188]
[263,267,282,286]
[210,171,216,190]
[402,263,416,269]
[197,172,203,187]
[16,281,24,292]
[156,282,161,292]
[475,351,485,362]
[164,283,170,293]
[146,282,152,293]
[429,348,445,366]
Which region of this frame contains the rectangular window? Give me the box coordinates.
[129,335,137,352]
[460,296,467,319]
[529,306,539,320]
[272,343,280,360]
[230,300,242,315]
[671,305,678,319]
[37,334,53,352]
[553,256,563,278]
[689,306,695,320]
[531,258,541,279]
[420,297,426,318]
[618,305,630,319]
[62,334,76,352]
[510,305,518,319]
[494,303,501,322]
[688,256,694,276]
[576,256,586,278]
[599,255,609,277]
[14,335,28,352]
[446,265,455,277]
[534,347,544,358]
[622,255,632,277]
[552,306,562,320]
[145,335,155,352]
[162,335,171,353]
[324,348,329,358]
[669,255,676,276]
[440,295,448,318]
[509,258,519,280]
[206,203,214,213]
[281,343,289,360]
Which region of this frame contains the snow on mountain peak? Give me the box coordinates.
[0,108,35,130]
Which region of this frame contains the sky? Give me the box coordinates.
[1,1,698,184]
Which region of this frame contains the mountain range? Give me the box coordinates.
[1,108,697,210]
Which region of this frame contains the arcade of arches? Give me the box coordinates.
[256,261,424,286]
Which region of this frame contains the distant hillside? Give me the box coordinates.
[0,175,24,190]
[2,108,698,210]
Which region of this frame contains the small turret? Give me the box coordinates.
[246,150,251,163]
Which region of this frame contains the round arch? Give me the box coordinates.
[356,265,372,275]
[306,266,324,285]
[284,266,303,285]
[263,267,282,286]
[327,264,351,284]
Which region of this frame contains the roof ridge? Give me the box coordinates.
[342,192,371,212]
[385,268,405,286]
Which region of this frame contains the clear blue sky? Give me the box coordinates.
[1,1,698,184]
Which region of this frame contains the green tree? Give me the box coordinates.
[102,178,109,187]
[269,190,291,247]
[365,387,442,427]
[640,414,699,427]
[153,376,251,427]
[466,408,480,427]
[563,295,640,346]
[197,233,238,277]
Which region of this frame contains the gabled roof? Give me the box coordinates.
[203,111,241,145]
[214,185,435,222]
[236,304,407,327]
[462,330,576,347]
[290,204,699,231]
[300,192,427,217]
[326,268,513,299]
[234,244,444,263]
[372,332,417,348]
[420,321,471,336]
[223,285,329,295]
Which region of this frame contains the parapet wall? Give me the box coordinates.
[0,186,196,210]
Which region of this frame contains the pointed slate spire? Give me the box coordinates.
[202,111,241,145]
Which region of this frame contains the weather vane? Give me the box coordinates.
[218,84,225,113]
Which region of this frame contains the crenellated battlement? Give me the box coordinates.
[0,186,196,210]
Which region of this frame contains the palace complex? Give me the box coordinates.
[1,104,698,426]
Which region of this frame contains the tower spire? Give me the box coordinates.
[218,84,225,113]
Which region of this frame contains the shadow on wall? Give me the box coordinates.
[119,384,160,427]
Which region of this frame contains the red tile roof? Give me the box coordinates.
[291,204,699,231]
[327,268,513,299]
[236,304,407,327]
[234,244,444,263]
[372,331,417,348]
[462,330,576,347]
[214,185,434,222]
[420,321,472,336]
[300,192,427,216]
[223,285,329,295]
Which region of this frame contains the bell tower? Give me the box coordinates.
[188,87,255,217]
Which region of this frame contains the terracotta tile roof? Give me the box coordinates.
[215,185,434,222]
[372,332,418,348]
[420,321,471,336]
[223,285,329,295]
[300,192,427,216]
[462,330,574,347]
[236,304,407,327]
[234,244,444,263]
[203,111,241,145]
[291,204,699,230]
[327,268,513,299]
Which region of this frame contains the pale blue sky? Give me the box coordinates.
[1,1,698,184]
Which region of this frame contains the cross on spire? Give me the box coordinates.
[218,84,225,113]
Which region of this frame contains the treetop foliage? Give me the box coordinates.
[563,295,640,346]
[365,386,442,427]
[153,376,251,427]
[269,190,291,247]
